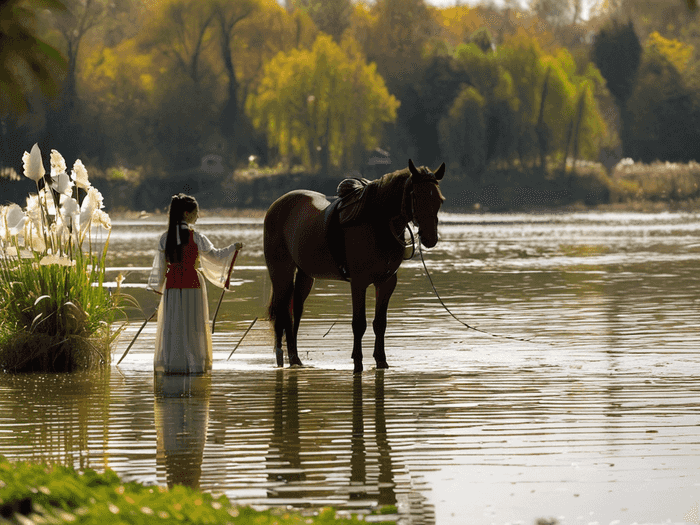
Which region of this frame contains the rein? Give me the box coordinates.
[417,239,541,345]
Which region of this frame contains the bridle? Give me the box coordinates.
[390,175,438,258]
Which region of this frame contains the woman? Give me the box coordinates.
[148,194,242,374]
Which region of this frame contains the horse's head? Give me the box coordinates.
[407,159,445,248]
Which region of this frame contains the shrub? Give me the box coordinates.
[0,145,126,372]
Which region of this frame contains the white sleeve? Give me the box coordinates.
[195,231,239,289]
[147,233,168,292]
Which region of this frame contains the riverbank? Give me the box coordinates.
[0,456,396,525]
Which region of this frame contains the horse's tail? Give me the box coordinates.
[267,291,277,326]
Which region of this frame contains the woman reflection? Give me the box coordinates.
[154,373,211,488]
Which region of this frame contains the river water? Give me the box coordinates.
[1,211,699,525]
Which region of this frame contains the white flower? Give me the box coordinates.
[24,221,46,252]
[0,205,7,243]
[93,209,111,230]
[85,186,104,211]
[6,204,27,235]
[61,197,80,219]
[51,170,74,197]
[71,160,90,190]
[50,149,67,177]
[25,194,41,223]
[22,144,45,182]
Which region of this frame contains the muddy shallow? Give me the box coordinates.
[1,211,699,525]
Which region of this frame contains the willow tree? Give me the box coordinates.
[246,34,399,174]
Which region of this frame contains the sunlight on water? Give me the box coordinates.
[1,211,699,525]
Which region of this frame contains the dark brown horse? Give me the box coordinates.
[263,159,446,373]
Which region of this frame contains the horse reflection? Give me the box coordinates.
[154,373,211,489]
[267,370,305,501]
[266,369,397,507]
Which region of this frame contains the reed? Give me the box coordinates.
[610,158,700,202]
[0,146,125,373]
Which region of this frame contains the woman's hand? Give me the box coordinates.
[234,242,243,251]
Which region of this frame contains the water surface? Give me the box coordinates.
[1,211,699,525]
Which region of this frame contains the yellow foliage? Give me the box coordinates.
[246,34,399,170]
[645,31,694,72]
[432,6,485,47]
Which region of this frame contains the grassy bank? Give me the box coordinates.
[0,456,396,525]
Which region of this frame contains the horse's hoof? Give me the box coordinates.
[275,347,284,367]
[376,361,389,369]
[289,355,303,367]
[353,363,363,374]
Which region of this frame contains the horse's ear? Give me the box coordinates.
[408,159,418,176]
[434,162,446,181]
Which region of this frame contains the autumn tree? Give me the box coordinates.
[306,0,353,42]
[212,0,259,140]
[364,0,434,93]
[0,0,67,116]
[439,36,605,181]
[246,34,399,174]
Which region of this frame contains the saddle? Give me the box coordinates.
[324,177,373,281]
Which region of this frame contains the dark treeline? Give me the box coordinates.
[2,0,700,210]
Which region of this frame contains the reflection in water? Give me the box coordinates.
[267,369,305,499]
[154,373,211,489]
[2,213,700,524]
[0,371,110,470]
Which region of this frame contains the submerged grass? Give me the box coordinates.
[0,456,395,525]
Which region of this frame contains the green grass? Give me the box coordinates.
[0,456,396,525]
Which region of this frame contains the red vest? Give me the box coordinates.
[165,230,201,289]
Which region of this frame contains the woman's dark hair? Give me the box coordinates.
[165,193,198,263]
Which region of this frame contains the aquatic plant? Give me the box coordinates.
[0,456,395,525]
[0,145,124,372]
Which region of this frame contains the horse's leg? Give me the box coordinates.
[265,248,296,367]
[289,270,314,366]
[269,281,294,367]
[350,282,368,374]
[372,273,397,369]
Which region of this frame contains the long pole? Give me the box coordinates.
[117,308,157,365]
[212,249,239,334]
[227,317,258,360]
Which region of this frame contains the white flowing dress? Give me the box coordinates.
[148,227,238,374]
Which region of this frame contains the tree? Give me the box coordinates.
[591,20,641,108]
[212,0,258,140]
[307,0,353,42]
[0,0,67,116]
[365,0,434,93]
[139,0,216,89]
[625,44,700,162]
[246,34,399,173]
[591,19,641,157]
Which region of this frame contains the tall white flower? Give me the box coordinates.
[24,220,46,252]
[25,194,41,223]
[51,171,74,198]
[0,205,7,244]
[93,209,111,230]
[61,197,80,223]
[22,144,45,182]
[6,204,27,236]
[50,149,67,177]
[85,186,105,211]
[71,159,90,190]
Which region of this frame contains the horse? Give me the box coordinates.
[263,159,446,373]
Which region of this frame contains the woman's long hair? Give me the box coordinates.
[165,194,198,263]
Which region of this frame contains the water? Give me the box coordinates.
[1,211,700,525]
